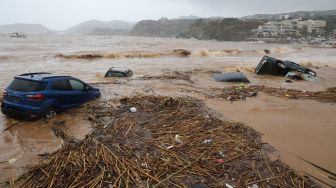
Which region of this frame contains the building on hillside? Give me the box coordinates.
[252,21,300,38]
[252,19,326,38]
[296,20,326,34]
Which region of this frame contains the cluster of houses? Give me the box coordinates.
[252,18,327,38]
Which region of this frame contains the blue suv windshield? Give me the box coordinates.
[8,78,47,92]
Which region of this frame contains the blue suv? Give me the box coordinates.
[1,73,101,119]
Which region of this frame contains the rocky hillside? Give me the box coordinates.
[65,20,135,35]
[243,9,336,20]
[181,18,265,41]
[0,23,50,34]
[130,18,197,37]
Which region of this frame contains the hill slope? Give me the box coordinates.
[130,19,197,38]
[0,23,50,34]
[65,20,135,35]
[181,18,265,41]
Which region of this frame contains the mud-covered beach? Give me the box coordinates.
[0,35,336,187]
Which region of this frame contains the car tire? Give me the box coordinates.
[45,108,57,119]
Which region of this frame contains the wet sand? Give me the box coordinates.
[0,35,336,187]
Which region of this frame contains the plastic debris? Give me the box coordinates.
[238,83,246,90]
[203,139,213,144]
[249,184,259,188]
[216,159,225,164]
[166,145,174,149]
[174,135,183,144]
[248,91,257,97]
[225,183,233,188]
[8,158,17,164]
[130,107,137,113]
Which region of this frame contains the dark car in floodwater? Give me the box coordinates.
[255,56,316,76]
[1,73,101,119]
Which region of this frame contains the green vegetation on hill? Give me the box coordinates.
[130,19,196,37]
[181,18,265,41]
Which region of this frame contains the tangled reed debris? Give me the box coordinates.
[140,71,195,84]
[18,96,317,187]
[207,85,336,103]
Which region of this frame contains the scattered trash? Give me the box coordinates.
[8,158,17,164]
[203,139,213,144]
[214,72,250,83]
[166,145,174,149]
[174,135,183,144]
[216,159,225,164]
[129,107,137,113]
[248,91,257,97]
[249,184,259,188]
[238,83,247,90]
[255,56,316,78]
[207,85,336,103]
[225,183,234,188]
[218,151,225,157]
[104,67,133,77]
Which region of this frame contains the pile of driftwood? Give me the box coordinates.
[140,71,196,84]
[208,85,336,103]
[18,96,317,187]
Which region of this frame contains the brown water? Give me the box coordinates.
[0,34,336,187]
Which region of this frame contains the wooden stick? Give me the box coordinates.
[153,153,205,188]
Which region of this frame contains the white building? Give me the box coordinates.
[253,20,300,38]
[253,19,326,38]
[297,20,326,33]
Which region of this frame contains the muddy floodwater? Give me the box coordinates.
[0,34,336,187]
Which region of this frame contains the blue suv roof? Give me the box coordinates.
[16,73,71,81]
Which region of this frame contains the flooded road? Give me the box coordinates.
[0,34,336,187]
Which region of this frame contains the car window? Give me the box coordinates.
[106,72,125,77]
[52,80,72,91]
[8,78,47,92]
[69,80,85,91]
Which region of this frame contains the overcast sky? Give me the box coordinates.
[1,0,335,30]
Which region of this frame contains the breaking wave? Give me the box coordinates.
[191,48,241,57]
[55,48,242,60]
[270,46,295,54]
